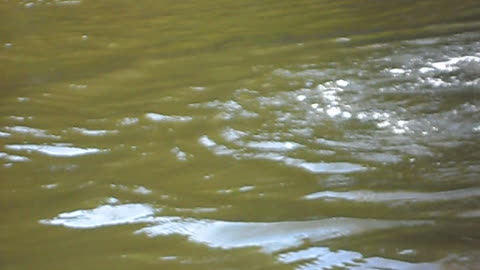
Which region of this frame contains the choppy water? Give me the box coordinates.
[1,0,480,269]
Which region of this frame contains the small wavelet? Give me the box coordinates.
[221,127,247,142]
[190,86,206,91]
[70,127,118,136]
[16,97,29,102]
[199,136,367,174]
[278,247,439,270]
[0,152,30,162]
[388,68,408,75]
[40,204,155,229]
[118,117,139,126]
[245,141,303,151]
[198,136,236,156]
[238,186,255,192]
[189,100,258,120]
[294,161,367,174]
[278,246,439,270]
[8,116,26,121]
[133,186,153,195]
[6,144,105,157]
[174,207,218,214]
[41,203,432,254]
[4,126,61,139]
[110,184,153,195]
[145,113,192,122]
[41,183,59,190]
[105,197,120,204]
[20,0,81,8]
[457,209,480,218]
[430,55,480,73]
[137,217,431,253]
[171,146,189,161]
[272,68,326,79]
[304,187,480,203]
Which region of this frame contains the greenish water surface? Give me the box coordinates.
[1,0,480,269]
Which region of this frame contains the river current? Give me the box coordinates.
[1,0,480,269]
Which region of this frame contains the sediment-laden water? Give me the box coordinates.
[1,0,480,269]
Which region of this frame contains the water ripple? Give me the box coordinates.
[40,203,432,254]
[6,144,105,157]
[199,135,367,173]
[304,187,480,203]
[40,204,155,228]
[145,113,193,122]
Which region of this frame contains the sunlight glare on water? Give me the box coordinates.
[1,0,480,269]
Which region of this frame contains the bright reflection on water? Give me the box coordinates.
[42,202,437,269]
[1,0,480,269]
[41,204,156,228]
[6,144,105,157]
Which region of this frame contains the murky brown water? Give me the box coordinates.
[1,0,480,269]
